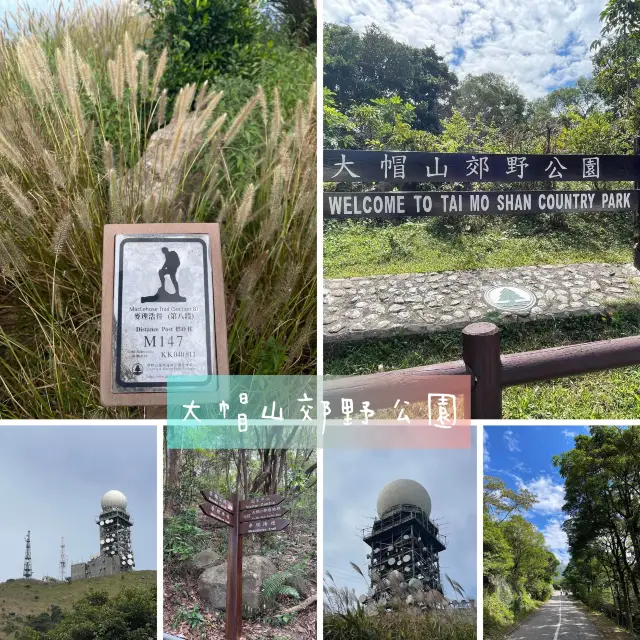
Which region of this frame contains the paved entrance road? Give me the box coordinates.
[508,592,602,640]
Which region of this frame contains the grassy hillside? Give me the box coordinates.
[0,572,156,639]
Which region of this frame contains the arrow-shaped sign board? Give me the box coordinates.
[239,518,290,535]
[239,494,285,511]
[199,502,233,526]
[201,489,234,513]
[240,506,288,522]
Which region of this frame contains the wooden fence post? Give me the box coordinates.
[634,136,640,269]
[462,322,502,419]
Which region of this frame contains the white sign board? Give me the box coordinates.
[112,234,216,393]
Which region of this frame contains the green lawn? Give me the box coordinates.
[324,212,633,278]
[324,307,640,419]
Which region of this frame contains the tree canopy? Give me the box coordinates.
[483,476,557,634]
[454,73,526,129]
[554,426,640,632]
[324,23,458,132]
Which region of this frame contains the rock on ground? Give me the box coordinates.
[189,549,221,572]
[197,555,278,613]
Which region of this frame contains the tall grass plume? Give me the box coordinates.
[0,2,316,417]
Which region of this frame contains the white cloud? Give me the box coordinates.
[562,429,577,440]
[518,475,565,514]
[483,427,490,469]
[512,461,530,474]
[541,516,570,565]
[325,0,606,98]
[503,429,520,453]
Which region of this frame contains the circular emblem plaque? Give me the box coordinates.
[484,286,536,312]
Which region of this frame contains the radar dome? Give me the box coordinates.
[376,479,431,518]
[101,490,127,511]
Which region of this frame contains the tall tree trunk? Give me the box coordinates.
[166,448,182,515]
[611,538,634,633]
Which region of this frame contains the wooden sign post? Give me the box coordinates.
[99,223,229,410]
[199,490,290,640]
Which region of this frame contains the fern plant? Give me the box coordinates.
[261,564,306,609]
[173,604,205,630]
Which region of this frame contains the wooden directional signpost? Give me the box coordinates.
[324,145,640,265]
[199,490,290,640]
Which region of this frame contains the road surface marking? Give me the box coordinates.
[553,593,562,640]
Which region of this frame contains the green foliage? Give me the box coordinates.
[483,477,556,636]
[454,73,526,129]
[483,513,513,581]
[484,476,537,521]
[591,0,640,122]
[323,88,353,149]
[46,586,156,639]
[215,43,315,121]
[324,23,457,132]
[554,426,640,632]
[556,109,633,157]
[0,5,316,418]
[173,604,205,629]
[501,516,557,595]
[267,0,316,45]
[164,510,209,561]
[25,609,59,634]
[483,591,514,630]
[263,612,297,627]
[261,563,306,609]
[145,0,266,95]
[545,77,602,119]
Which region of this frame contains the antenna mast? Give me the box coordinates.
[59,538,67,581]
[23,531,32,579]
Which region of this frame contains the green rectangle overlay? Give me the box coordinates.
[167,375,320,450]
[167,375,471,450]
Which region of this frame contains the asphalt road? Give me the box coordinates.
[508,592,602,640]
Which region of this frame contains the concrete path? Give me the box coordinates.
[508,593,602,640]
[324,262,640,343]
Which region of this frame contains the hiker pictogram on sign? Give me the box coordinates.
[141,247,187,303]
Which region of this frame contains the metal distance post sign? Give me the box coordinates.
[114,234,214,386]
[199,490,290,640]
[100,223,228,406]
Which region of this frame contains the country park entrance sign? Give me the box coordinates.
[323,146,640,420]
[323,150,640,255]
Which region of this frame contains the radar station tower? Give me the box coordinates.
[363,479,446,598]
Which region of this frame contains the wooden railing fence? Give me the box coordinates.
[324,322,640,419]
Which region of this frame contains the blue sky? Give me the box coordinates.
[324,0,607,98]
[0,0,77,19]
[483,425,591,566]
[324,431,477,601]
[0,425,157,582]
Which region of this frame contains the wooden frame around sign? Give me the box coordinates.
[100,223,229,407]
